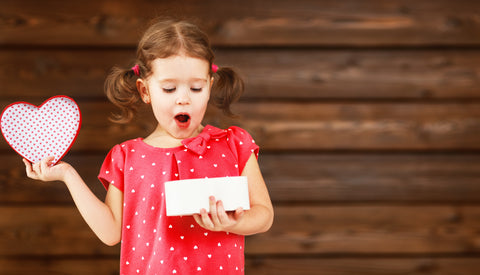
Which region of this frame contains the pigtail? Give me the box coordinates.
[104,66,142,123]
[211,66,245,116]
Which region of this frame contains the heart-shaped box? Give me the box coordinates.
[1,96,81,164]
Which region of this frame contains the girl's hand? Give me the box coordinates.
[193,196,245,232]
[23,156,72,182]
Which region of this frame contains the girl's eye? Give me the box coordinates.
[191,87,202,92]
[163,88,176,93]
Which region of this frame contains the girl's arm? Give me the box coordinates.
[23,157,123,246]
[193,153,274,235]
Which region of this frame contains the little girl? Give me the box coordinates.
[23,19,274,274]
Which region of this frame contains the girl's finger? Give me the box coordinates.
[209,196,220,226]
[33,161,41,175]
[23,158,31,170]
[192,214,204,228]
[217,200,230,225]
[200,208,214,229]
[40,157,49,174]
[23,159,35,178]
[40,156,55,173]
[46,156,55,166]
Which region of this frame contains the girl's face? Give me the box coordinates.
[137,55,212,141]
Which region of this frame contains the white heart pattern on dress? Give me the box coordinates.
[0,96,81,164]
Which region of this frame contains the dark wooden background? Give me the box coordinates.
[1,0,480,274]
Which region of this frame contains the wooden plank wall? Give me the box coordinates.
[1,0,480,274]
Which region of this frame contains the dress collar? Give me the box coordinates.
[181,125,228,155]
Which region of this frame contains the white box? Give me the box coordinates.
[165,176,250,216]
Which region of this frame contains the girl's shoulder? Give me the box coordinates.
[203,124,259,157]
[201,125,257,148]
[226,125,250,135]
[225,126,257,145]
[111,138,144,152]
[106,137,159,159]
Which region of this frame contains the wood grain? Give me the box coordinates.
[2,49,480,100]
[2,0,480,47]
[0,258,119,275]
[248,205,480,255]
[245,257,480,275]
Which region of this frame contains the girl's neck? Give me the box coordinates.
[142,124,205,148]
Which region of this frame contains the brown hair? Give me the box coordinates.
[104,18,244,123]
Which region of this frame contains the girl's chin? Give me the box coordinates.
[170,122,202,139]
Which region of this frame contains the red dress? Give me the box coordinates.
[98,125,259,274]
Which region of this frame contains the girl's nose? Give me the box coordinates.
[176,89,191,105]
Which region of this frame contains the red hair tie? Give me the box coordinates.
[211,64,219,73]
[131,64,140,76]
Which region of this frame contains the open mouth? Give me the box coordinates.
[175,114,190,123]
[174,113,191,128]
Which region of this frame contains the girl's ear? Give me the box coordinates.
[136,79,150,104]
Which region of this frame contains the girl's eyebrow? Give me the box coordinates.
[191,78,208,82]
[158,78,177,83]
[159,78,207,83]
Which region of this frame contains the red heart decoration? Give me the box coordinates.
[1,96,81,164]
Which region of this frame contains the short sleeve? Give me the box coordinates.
[227,126,260,174]
[98,144,125,192]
